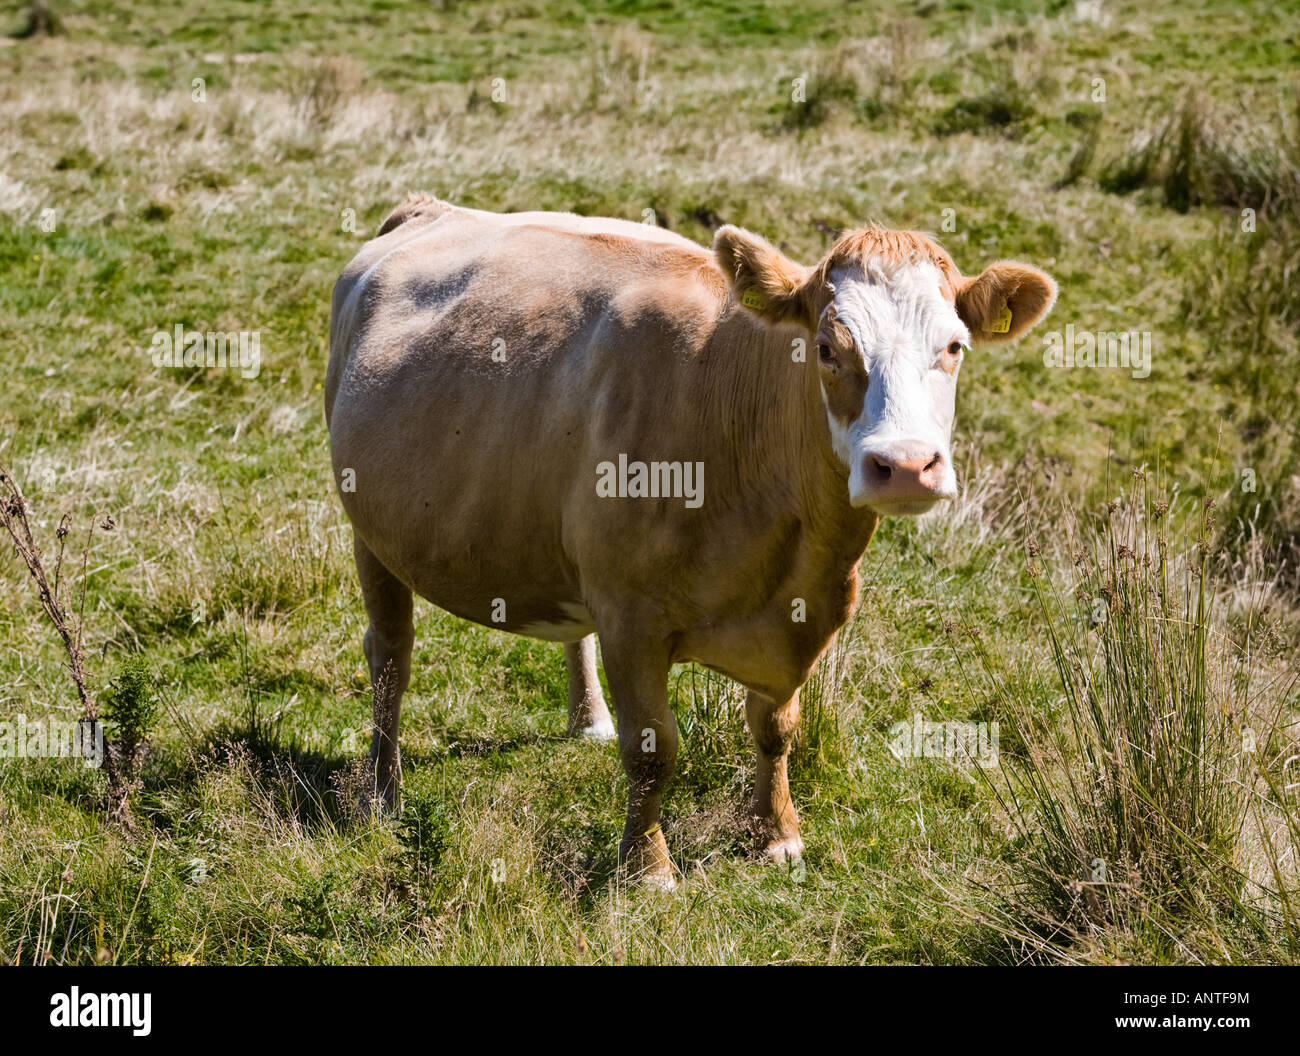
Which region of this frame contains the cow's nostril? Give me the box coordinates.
[871,458,892,481]
[924,453,942,474]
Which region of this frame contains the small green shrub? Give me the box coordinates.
[101,656,161,783]
[395,786,452,876]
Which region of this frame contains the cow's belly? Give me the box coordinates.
[362,524,596,643]
[412,577,596,642]
[343,481,595,643]
[331,386,597,642]
[509,602,598,642]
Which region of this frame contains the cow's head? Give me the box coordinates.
[715,225,1056,516]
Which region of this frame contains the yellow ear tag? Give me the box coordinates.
[991,304,1013,334]
[741,289,768,310]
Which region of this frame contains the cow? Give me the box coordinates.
[326,195,1056,886]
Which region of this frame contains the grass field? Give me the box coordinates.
[1,0,1298,964]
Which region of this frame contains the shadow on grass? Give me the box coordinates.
[138,712,569,836]
[138,718,354,834]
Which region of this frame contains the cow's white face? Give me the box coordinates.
[713,223,1057,519]
[816,261,965,515]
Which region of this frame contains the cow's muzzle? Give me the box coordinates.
[853,440,954,515]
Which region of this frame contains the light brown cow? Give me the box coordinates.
[326,195,1056,886]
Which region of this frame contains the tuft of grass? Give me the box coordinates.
[932,87,1035,137]
[780,70,864,132]
[583,25,657,114]
[1052,106,1102,189]
[14,1,62,39]
[1099,91,1300,217]
[289,56,365,129]
[966,471,1299,961]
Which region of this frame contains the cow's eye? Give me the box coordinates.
[947,340,963,358]
[818,343,833,361]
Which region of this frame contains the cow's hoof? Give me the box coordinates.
[761,834,806,864]
[571,716,616,741]
[619,829,678,890]
[640,869,679,891]
[624,860,678,890]
[750,808,804,863]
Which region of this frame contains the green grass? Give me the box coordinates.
[0,0,1298,964]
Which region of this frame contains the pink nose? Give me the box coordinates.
[862,443,947,507]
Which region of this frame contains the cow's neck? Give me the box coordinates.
[709,312,881,602]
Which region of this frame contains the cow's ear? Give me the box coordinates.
[956,262,1057,343]
[714,225,815,328]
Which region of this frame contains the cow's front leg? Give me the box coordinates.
[745,689,804,862]
[600,631,678,888]
[564,634,615,740]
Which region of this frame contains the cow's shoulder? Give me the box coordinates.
[607,236,729,328]
[500,222,728,320]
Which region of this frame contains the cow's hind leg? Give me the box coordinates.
[354,537,414,813]
[745,689,805,862]
[600,630,678,888]
[564,634,615,740]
